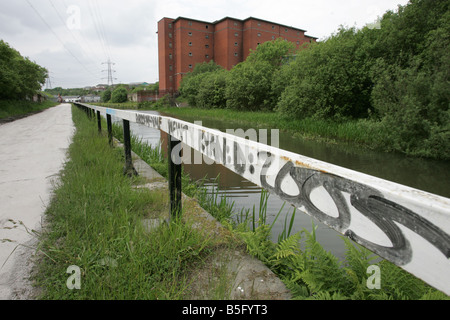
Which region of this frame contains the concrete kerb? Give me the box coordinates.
[114,138,292,300]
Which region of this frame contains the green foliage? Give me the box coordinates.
[225,60,274,111]
[247,37,296,67]
[240,222,449,300]
[179,61,224,107]
[0,40,47,100]
[196,70,227,109]
[275,28,373,120]
[101,88,112,102]
[110,86,128,103]
[0,99,57,119]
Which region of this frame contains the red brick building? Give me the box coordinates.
[158,16,317,95]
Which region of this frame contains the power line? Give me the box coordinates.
[87,1,111,61]
[25,0,101,82]
[47,0,103,71]
[93,0,112,59]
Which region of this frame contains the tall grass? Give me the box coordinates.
[34,106,214,299]
[156,107,393,153]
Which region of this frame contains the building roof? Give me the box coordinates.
[163,16,318,39]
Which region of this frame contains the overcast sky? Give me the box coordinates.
[0,0,410,89]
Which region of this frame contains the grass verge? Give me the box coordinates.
[0,100,58,122]
[33,106,221,299]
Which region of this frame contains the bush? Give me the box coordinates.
[275,28,373,120]
[110,86,128,103]
[101,89,111,102]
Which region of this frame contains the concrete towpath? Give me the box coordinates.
[0,103,74,299]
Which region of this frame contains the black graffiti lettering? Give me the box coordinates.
[168,120,188,141]
[257,156,450,266]
[347,196,413,265]
[293,167,356,231]
[200,131,223,164]
[233,141,246,174]
[347,196,450,262]
[136,113,160,129]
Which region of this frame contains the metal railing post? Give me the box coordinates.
[97,110,102,132]
[122,119,137,177]
[107,114,113,147]
[168,135,182,219]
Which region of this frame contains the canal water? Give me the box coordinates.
[114,110,450,260]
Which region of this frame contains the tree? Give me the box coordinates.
[0,40,47,100]
[110,86,128,103]
[101,88,112,102]
[196,70,227,109]
[275,27,373,120]
[179,61,223,107]
[225,60,274,111]
[247,37,296,67]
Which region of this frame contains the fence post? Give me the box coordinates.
[107,114,113,147]
[97,110,102,132]
[122,119,138,177]
[168,135,182,219]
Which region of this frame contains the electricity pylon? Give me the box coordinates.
[102,58,117,86]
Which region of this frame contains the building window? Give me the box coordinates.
[235,32,238,36]
[188,21,192,26]
[168,23,172,29]
[285,28,288,32]
[206,34,209,39]
[169,42,172,48]
[189,52,193,56]
[206,55,209,59]
[205,44,209,49]
[205,25,209,29]
[188,32,192,36]
[234,52,238,57]
[272,36,275,40]
[234,22,238,26]
[272,25,275,29]
[234,42,238,46]
[169,53,172,59]
[169,65,173,71]
[189,42,192,46]
[189,64,193,69]
[169,33,172,38]
[258,22,261,26]
[257,33,261,37]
